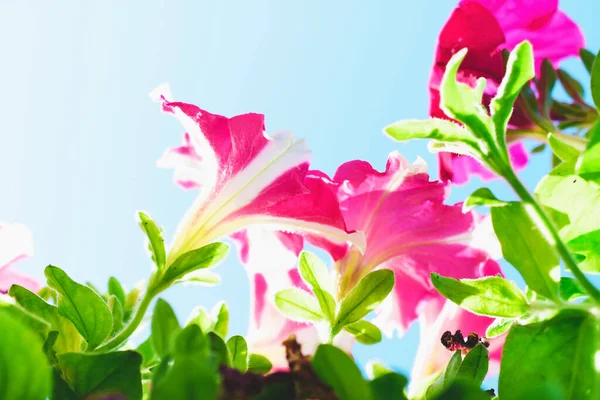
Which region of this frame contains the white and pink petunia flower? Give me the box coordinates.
[0,222,40,294]
[151,84,364,266]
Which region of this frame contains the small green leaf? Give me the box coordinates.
[491,203,559,300]
[181,270,222,286]
[566,229,600,273]
[123,286,141,322]
[558,277,586,301]
[138,211,166,270]
[161,242,228,286]
[557,69,585,103]
[536,59,557,117]
[531,143,546,154]
[592,51,600,112]
[456,344,489,386]
[384,118,476,146]
[580,49,596,73]
[485,317,515,338]
[212,301,229,339]
[576,122,600,184]
[137,337,159,369]
[0,300,50,340]
[429,380,491,400]
[463,188,506,212]
[59,351,142,400]
[431,274,528,318]
[107,295,124,336]
[370,372,408,400]
[335,269,394,332]
[366,361,393,379]
[344,320,382,344]
[0,309,52,400]
[187,305,215,333]
[45,265,113,350]
[227,335,249,372]
[312,344,372,400]
[426,351,463,398]
[548,133,581,161]
[274,288,324,323]
[298,251,336,323]
[248,353,273,375]
[499,310,599,399]
[208,332,231,367]
[151,299,181,358]
[107,276,126,306]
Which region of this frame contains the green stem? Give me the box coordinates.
[94,289,155,353]
[502,167,600,304]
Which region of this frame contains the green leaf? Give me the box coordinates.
[384,118,476,146]
[548,133,581,161]
[0,301,50,340]
[429,380,491,400]
[557,69,585,103]
[182,270,222,286]
[186,305,215,333]
[9,284,84,354]
[107,295,124,336]
[536,59,557,117]
[138,211,166,270]
[227,335,249,372]
[212,301,229,339]
[312,344,372,400]
[45,265,113,350]
[161,242,228,286]
[558,277,587,301]
[531,143,546,154]
[151,325,219,400]
[59,351,142,400]
[576,122,600,184]
[491,41,535,144]
[426,351,463,399]
[108,276,126,306]
[298,251,336,323]
[456,344,489,386]
[463,188,506,212]
[491,203,559,300]
[248,353,273,375]
[0,309,52,400]
[137,337,159,369]
[499,310,599,399]
[335,269,394,332]
[208,332,231,367]
[485,317,515,338]
[344,320,383,344]
[274,288,324,323]
[431,274,528,318]
[366,361,394,379]
[566,229,600,273]
[370,372,408,400]
[592,51,600,112]
[123,286,141,322]
[580,49,596,73]
[151,298,181,358]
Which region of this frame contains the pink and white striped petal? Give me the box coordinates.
[0,222,40,294]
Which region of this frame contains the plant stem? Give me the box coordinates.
[93,289,155,353]
[502,167,600,304]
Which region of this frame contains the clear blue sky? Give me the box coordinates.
[1,0,599,379]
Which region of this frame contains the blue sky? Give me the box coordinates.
[1,0,599,381]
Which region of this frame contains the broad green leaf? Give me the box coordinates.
[491,203,559,300]
[45,266,112,350]
[212,301,229,339]
[580,49,595,73]
[548,132,581,161]
[108,276,126,306]
[335,269,394,332]
[576,122,600,184]
[589,50,600,112]
[556,69,585,103]
[431,274,528,318]
[370,372,408,400]
[137,337,159,369]
[9,284,84,354]
[107,295,124,336]
[0,309,52,400]
[161,242,228,286]
[227,335,249,372]
[151,325,218,400]
[558,277,586,301]
[344,320,382,344]
[138,211,166,270]
[274,288,324,323]
[429,380,491,400]
[0,300,50,340]
[59,351,142,400]
[151,299,181,358]
[208,332,231,368]
[499,310,599,399]
[312,344,372,400]
[384,118,476,146]
[456,344,489,386]
[248,353,272,375]
[463,188,506,212]
[567,229,600,273]
[426,351,462,399]
[298,251,336,323]
[491,41,535,144]
[485,317,515,338]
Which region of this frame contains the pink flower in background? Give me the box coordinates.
[0,222,40,294]
[232,227,353,370]
[152,84,364,265]
[430,0,584,185]
[320,153,502,339]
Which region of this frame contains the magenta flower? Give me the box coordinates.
[430,0,584,185]
[0,222,40,294]
[151,84,364,265]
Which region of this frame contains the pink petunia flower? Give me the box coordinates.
[151,84,364,265]
[430,0,584,185]
[0,222,40,294]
